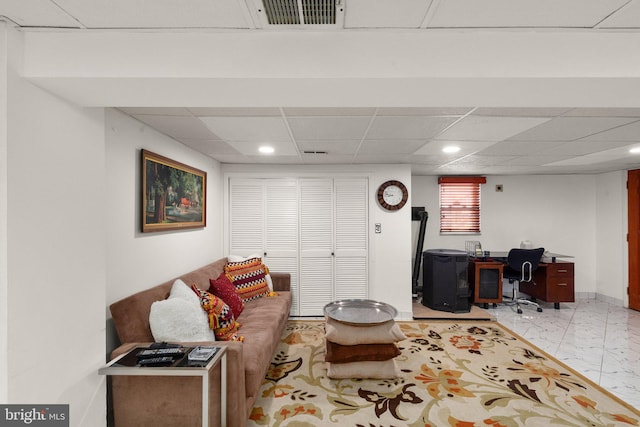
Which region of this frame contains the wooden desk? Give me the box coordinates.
[518,262,575,309]
[469,260,503,308]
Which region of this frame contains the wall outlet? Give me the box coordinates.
[495,184,504,192]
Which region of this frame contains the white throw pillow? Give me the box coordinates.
[228,254,273,291]
[149,280,215,342]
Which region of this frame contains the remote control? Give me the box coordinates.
[136,348,184,358]
[138,356,174,366]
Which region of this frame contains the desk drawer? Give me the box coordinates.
[545,263,575,302]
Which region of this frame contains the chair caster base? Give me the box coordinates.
[517,308,523,314]
[537,307,543,312]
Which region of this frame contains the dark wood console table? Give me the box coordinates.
[518,262,575,309]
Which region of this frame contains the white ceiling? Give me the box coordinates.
[2,0,640,175]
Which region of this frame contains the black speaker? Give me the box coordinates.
[422,249,470,313]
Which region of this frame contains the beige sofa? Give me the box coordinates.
[108,258,292,427]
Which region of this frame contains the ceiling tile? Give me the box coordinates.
[283,108,376,117]
[366,116,458,139]
[296,140,361,155]
[427,0,629,28]
[375,107,472,116]
[544,140,634,156]
[436,116,550,142]
[476,140,562,155]
[189,107,281,117]
[120,107,192,116]
[414,140,497,155]
[54,0,251,28]
[132,115,215,139]
[302,154,355,164]
[178,139,240,156]
[501,155,574,166]
[472,107,572,117]
[354,154,412,164]
[598,0,640,28]
[344,0,433,28]
[287,117,371,140]
[358,139,427,154]
[0,0,81,27]
[226,140,298,156]
[575,119,640,142]
[562,108,640,117]
[546,145,640,166]
[200,116,291,142]
[508,117,638,142]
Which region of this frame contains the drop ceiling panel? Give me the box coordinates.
[54,0,251,28]
[358,139,427,154]
[472,107,572,117]
[414,139,497,156]
[344,0,433,28]
[301,154,355,164]
[428,0,629,28]
[132,115,215,139]
[179,139,241,156]
[120,107,192,116]
[598,0,640,28]
[287,117,371,140]
[188,107,281,116]
[577,120,640,142]
[476,140,562,156]
[507,117,639,142]
[296,140,361,155]
[366,116,458,140]
[562,108,640,117]
[435,116,550,142]
[200,117,291,142]
[376,107,472,116]
[544,140,634,156]
[0,1,81,27]
[283,107,376,117]
[226,140,298,156]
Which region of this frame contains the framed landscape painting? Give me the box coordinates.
[142,149,206,233]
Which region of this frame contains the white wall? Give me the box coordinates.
[412,175,599,297]
[221,164,414,319]
[0,20,9,403]
[595,171,628,304]
[106,109,224,307]
[5,25,106,426]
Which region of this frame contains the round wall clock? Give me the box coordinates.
[377,180,408,211]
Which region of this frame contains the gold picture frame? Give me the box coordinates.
[142,149,206,233]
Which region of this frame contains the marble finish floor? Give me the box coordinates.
[485,299,640,410]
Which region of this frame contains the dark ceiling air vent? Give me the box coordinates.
[262,0,337,25]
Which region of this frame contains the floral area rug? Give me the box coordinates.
[248,320,639,427]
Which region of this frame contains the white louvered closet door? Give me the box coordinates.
[229,179,264,256]
[264,179,299,316]
[229,178,300,315]
[299,178,334,315]
[334,178,368,301]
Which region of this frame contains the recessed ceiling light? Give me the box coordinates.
[259,146,275,154]
[442,145,461,153]
[630,147,640,154]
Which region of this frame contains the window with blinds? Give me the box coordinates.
[439,176,486,234]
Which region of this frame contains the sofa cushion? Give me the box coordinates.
[191,285,244,342]
[149,280,215,342]
[224,257,271,302]
[209,272,244,318]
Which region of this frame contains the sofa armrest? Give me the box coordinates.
[270,272,290,292]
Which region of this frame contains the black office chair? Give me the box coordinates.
[503,248,545,314]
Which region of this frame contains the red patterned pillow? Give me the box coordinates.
[209,272,244,318]
[224,257,271,302]
[191,285,244,342]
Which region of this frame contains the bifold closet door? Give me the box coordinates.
[299,178,368,315]
[229,178,299,315]
[299,179,334,315]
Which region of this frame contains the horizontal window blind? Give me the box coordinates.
[439,177,486,234]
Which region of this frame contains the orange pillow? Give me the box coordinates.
[224,257,271,302]
[191,285,244,342]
